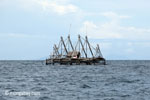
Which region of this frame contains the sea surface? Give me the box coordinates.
[0,60,150,100]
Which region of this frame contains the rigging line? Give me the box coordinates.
[64,38,68,42]
[58,41,61,50]
[75,41,79,51]
[86,25,88,36]
[90,44,96,50]
[69,24,72,35]
[81,36,86,41]
[82,36,96,51]
[85,25,88,55]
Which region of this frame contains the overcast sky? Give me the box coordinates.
[0,0,150,60]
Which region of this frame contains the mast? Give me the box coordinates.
[54,44,59,57]
[97,44,103,58]
[61,36,68,54]
[78,35,87,58]
[68,35,74,51]
[85,36,94,57]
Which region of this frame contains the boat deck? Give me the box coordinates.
[46,57,106,65]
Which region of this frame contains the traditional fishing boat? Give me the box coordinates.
[46,35,106,65]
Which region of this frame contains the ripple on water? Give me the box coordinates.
[0,96,7,100]
[38,96,51,100]
[30,87,48,92]
[80,84,91,89]
[0,60,150,100]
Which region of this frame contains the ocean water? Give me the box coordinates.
[0,60,150,100]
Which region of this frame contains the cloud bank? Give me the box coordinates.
[80,12,150,40]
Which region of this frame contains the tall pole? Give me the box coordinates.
[68,35,74,51]
[78,35,87,58]
[97,44,103,58]
[53,45,55,58]
[61,36,68,54]
[86,36,94,57]
[69,24,71,35]
[54,44,59,56]
[60,41,62,57]
[86,25,88,55]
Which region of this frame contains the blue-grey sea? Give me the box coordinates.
[0,60,150,100]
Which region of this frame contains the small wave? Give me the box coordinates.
[106,76,140,85]
[57,80,66,83]
[82,76,90,79]
[119,79,140,83]
[120,94,130,97]
[30,87,48,92]
[38,96,50,100]
[80,84,91,88]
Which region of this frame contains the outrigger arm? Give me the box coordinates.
[61,36,68,54]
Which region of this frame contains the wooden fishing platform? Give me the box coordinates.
[46,35,106,65]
